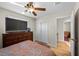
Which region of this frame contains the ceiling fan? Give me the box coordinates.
[24,2,46,16]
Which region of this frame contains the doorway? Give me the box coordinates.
[57,16,71,55]
[63,21,71,42]
[57,17,71,41]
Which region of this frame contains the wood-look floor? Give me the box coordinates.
[51,41,70,56]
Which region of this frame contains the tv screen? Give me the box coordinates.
[6,17,27,31]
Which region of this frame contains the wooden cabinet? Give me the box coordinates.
[3,32,33,47]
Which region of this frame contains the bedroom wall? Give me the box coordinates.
[0,7,36,48]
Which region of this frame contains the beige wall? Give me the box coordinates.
[0,8,36,48]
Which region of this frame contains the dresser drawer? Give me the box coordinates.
[3,32,33,47]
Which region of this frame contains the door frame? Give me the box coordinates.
[56,16,71,41]
[56,16,74,55]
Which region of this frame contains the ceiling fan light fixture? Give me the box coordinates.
[24,2,46,16]
[29,8,34,12]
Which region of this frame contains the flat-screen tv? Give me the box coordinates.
[5,17,27,31]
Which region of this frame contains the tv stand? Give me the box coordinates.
[3,32,33,47]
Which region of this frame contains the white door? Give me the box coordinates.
[71,9,79,56]
[41,23,48,43]
[37,23,48,43]
[37,22,57,47]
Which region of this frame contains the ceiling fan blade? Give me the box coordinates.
[34,8,46,11]
[29,2,33,5]
[25,10,28,12]
[32,11,37,16]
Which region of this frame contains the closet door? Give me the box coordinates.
[40,23,48,43]
[36,20,57,48]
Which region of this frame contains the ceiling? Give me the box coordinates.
[0,2,76,18]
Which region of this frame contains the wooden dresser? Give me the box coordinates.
[2,32,33,47]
